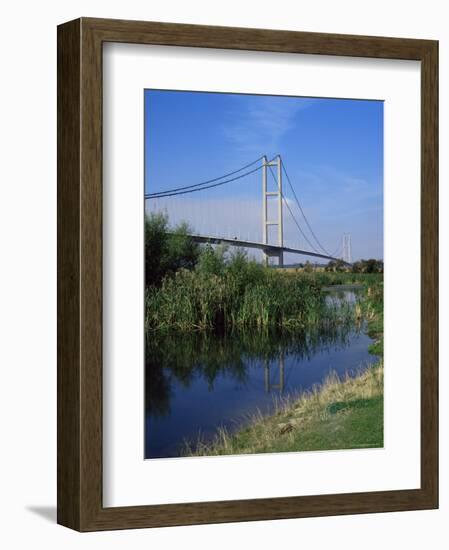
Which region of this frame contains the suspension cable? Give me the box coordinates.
[266,164,320,254]
[145,155,265,198]
[281,161,334,257]
[330,245,342,259]
[146,164,265,199]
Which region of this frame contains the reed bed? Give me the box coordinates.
[145,267,360,332]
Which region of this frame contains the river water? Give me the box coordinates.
[145,288,375,458]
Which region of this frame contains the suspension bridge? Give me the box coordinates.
[145,155,352,266]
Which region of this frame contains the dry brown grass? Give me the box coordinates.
[183,362,383,457]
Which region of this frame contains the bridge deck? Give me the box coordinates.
[178,233,344,263]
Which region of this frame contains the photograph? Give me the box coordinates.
[144,89,384,460]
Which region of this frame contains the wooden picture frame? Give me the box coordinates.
[57,17,438,531]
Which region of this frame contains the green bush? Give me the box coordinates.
[145,213,200,286]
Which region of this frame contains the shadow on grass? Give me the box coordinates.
[326,397,377,415]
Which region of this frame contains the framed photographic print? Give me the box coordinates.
[57,17,438,531]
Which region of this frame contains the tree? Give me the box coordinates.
[364,259,378,273]
[145,212,169,287]
[196,244,227,276]
[351,259,384,273]
[335,259,346,272]
[325,259,346,272]
[145,213,200,287]
[325,260,336,272]
[165,221,200,273]
[304,260,313,273]
[351,261,363,273]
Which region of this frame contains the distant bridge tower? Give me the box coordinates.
[262,155,284,267]
[342,233,352,264]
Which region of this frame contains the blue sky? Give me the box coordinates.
[144,89,383,262]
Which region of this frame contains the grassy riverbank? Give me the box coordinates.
[184,279,384,456]
[184,363,383,456]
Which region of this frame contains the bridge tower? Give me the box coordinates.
[342,233,352,263]
[262,155,284,267]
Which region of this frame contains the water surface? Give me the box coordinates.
[145,289,375,458]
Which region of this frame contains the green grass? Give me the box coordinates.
[183,363,384,456]
[281,271,382,287]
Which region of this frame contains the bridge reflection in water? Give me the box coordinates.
[264,354,285,393]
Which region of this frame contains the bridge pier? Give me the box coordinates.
[263,249,284,268]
